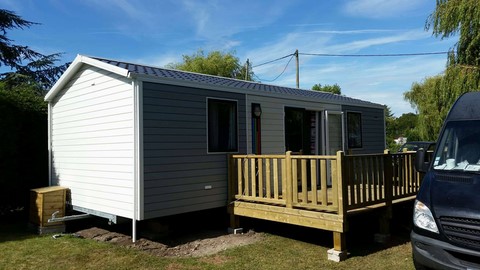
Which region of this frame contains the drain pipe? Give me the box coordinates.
[48,211,91,223]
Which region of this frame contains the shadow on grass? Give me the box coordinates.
[64,207,232,247]
[0,218,38,243]
[1,200,414,259]
[239,200,414,258]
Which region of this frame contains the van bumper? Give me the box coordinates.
[411,231,480,269]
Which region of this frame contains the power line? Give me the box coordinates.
[249,50,450,85]
[299,51,449,57]
[253,54,295,82]
[252,53,295,68]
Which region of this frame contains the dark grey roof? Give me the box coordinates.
[91,56,382,108]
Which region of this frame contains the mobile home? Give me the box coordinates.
[45,55,385,237]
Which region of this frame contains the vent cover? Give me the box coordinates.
[440,216,480,251]
[436,174,473,184]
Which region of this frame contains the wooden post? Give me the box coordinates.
[327,151,348,262]
[375,150,393,244]
[383,150,393,211]
[333,231,346,251]
[228,154,240,230]
[328,231,348,262]
[285,151,293,208]
[227,154,234,202]
[336,151,348,219]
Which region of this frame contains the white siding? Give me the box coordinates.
[50,65,134,218]
[246,95,341,154]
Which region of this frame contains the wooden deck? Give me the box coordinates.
[227,150,424,261]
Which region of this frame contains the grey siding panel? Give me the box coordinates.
[342,105,385,154]
[247,95,341,154]
[142,82,246,219]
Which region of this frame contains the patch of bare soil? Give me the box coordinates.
[75,227,263,257]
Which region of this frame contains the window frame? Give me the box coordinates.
[346,111,363,149]
[206,97,239,154]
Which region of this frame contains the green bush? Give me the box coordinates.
[0,86,48,220]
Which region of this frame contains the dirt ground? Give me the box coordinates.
[75,227,264,257]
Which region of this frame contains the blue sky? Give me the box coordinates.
[3,0,457,116]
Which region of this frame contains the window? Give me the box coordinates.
[208,99,238,152]
[347,112,362,148]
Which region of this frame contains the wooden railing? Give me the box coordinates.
[343,153,388,210]
[228,150,422,215]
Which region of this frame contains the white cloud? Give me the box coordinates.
[306,29,398,35]
[343,0,428,18]
[329,29,430,53]
[247,28,448,116]
[247,28,433,85]
[132,53,183,68]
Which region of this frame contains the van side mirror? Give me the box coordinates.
[415,149,429,173]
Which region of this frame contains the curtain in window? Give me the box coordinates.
[208,99,237,152]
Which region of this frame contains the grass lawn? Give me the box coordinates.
[0,216,415,270]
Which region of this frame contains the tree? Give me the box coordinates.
[0,9,68,91]
[404,0,480,140]
[384,106,398,151]
[311,83,341,94]
[396,113,421,141]
[427,0,480,67]
[166,50,254,81]
[0,10,64,218]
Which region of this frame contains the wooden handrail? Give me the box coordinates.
[228,150,420,214]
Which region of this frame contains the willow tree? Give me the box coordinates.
[311,83,342,95]
[404,0,480,140]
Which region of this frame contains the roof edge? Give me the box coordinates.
[133,73,385,110]
[45,55,130,102]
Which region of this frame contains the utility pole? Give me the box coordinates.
[295,49,299,88]
[245,59,250,81]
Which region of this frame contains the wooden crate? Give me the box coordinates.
[30,186,67,228]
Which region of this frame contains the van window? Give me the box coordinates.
[433,120,480,171]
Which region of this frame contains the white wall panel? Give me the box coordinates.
[50,65,135,219]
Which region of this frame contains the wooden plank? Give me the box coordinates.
[237,158,243,197]
[258,158,264,198]
[301,159,308,203]
[285,152,292,208]
[367,156,373,202]
[361,157,367,204]
[292,202,338,212]
[250,158,256,197]
[310,159,318,205]
[320,160,327,206]
[244,158,249,196]
[331,159,338,208]
[234,195,286,205]
[232,201,345,232]
[282,159,286,200]
[291,155,337,159]
[292,159,298,203]
[273,158,279,199]
[266,159,271,199]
